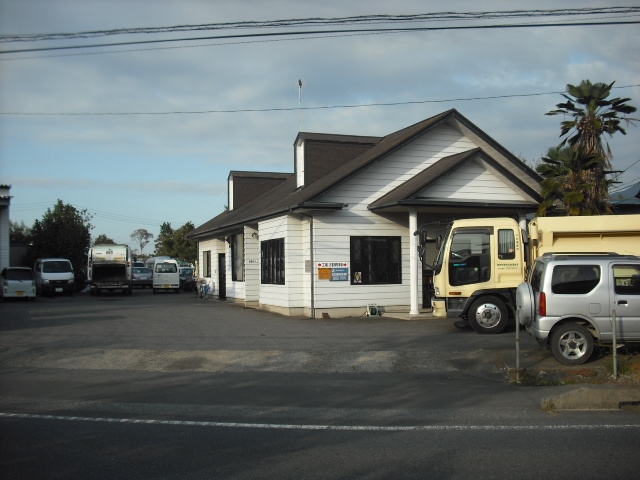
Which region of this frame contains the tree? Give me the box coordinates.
[536,146,602,216]
[29,200,93,287]
[94,234,116,245]
[154,222,174,257]
[171,222,197,264]
[130,228,154,254]
[545,80,637,215]
[10,220,32,244]
[152,221,197,263]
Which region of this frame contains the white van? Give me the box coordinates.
[152,258,180,294]
[34,258,75,296]
[145,256,171,271]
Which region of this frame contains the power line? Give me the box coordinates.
[2,85,639,116]
[3,7,638,42]
[1,20,639,55]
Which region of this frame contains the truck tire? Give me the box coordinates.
[468,296,508,334]
[550,323,594,365]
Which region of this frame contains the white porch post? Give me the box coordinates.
[409,210,419,315]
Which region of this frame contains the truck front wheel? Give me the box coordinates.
[468,296,508,334]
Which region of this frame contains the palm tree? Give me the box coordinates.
[545,80,637,215]
[536,146,602,216]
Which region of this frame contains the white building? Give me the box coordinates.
[187,109,541,318]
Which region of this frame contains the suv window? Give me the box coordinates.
[551,265,600,294]
[530,261,545,292]
[613,264,640,295]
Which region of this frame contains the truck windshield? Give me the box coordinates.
[448,229,491,286]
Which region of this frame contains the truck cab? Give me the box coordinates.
[431,218,525,333]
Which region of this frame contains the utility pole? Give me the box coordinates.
[298,79,303,131]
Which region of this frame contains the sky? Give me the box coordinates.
[1,0,639,255]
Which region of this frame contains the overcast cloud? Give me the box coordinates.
[1,0,639,250]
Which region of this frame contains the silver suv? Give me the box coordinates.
[517,253,640,365]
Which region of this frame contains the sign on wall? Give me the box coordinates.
[317,262,349,281]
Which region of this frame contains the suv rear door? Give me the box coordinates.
[610,262,640,341]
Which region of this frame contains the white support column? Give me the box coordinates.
[409,210,419,315]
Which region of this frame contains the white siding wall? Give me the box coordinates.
[419,159,527,201]
[197,238,224,295]
[244,226,260,304]
[311,211,411,310]
[258,216,305,309]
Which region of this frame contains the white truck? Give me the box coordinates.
[88,244,133,295]
[428,214,640,334]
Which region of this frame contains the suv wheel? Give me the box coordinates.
[468,296,508,334]
[550,323,594,365]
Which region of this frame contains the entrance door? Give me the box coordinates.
[218,253,226,299]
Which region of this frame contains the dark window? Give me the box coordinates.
[43,261,72,273]
[447,229,491,286]
[5,269,34,281]
[261,238,285,285]
[613,264,640,295]
[231,234,244,282]
[203,251,211,278]
[551,265,600,294]
[155,262,177,274]
[350,236,401,285]
[498,229,516,260]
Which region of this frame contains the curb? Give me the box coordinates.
[542,386,640,410]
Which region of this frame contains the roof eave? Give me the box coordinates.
[187,202,348,240]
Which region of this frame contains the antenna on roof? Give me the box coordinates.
[298,79,303,132]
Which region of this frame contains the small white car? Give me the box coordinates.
[1,267,36,301]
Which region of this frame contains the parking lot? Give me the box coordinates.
[1,287,625,380]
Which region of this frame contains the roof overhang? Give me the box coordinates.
[187,202,347,240]
[369,198,539,215]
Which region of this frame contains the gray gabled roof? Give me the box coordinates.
[187,109,541,239]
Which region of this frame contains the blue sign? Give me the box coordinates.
[331,268,349,281]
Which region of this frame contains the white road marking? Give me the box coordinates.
[2,412,639,431]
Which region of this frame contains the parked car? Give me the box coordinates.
[132,267,153,288]
[517,253,640,365]
[179,267,196,292]
[1,267,36,301]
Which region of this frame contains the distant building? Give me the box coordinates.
[187,109,542,318]
[0,185,12,271]
[611,182,640,214]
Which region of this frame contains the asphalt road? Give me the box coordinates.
[1,289,639,479]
